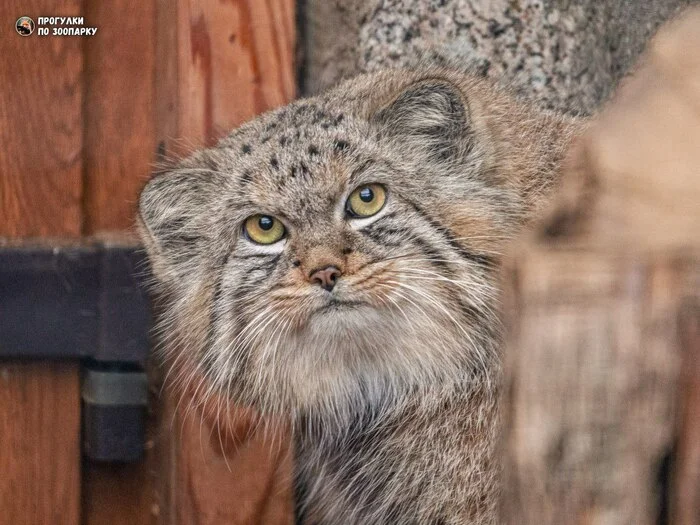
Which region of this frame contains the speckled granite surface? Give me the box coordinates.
[302,0,695,114]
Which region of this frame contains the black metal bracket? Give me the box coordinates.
[0,241,152,462]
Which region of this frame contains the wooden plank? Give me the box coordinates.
[83,463,159,525]
[155,0,179,163]
[0,363,81,525]
[82,381,160,525]
[154,1,297,523]
[0,1,83,238]
[0,2,83,525]
[82,0,156,234]
[162,392,294,525]
[79,2,160,523]
[176,0,296,148]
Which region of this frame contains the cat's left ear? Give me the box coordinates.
[369,79,471,162]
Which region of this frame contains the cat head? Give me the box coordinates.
[139,68,572,421]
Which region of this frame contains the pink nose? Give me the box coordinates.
[309,266,342,292]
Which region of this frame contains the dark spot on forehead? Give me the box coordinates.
[308,145,319,156]
[261,135,271,144]
[265,122,278,132]
[334,139,351,152]
[242,144,251,154]
[312,110,328,124]
[241,170,253,184]
[290,166,297,178]
[279,135,289,146]
[270,156,279,170]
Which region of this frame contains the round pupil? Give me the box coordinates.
[258,216,274,231]
[359,187,374,203]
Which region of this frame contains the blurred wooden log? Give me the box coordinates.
[501,8,700,525]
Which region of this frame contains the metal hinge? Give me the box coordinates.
[0,240,151,462]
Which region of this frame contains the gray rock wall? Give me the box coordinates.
[302,0,695,115]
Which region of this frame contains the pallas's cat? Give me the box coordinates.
[138,67,579,524]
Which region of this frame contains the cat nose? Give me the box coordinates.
[309,265,342,292]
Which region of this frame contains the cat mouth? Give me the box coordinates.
[311,298,366,316]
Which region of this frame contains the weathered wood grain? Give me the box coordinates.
[82,0,156,234]
[175,0,296,150]
[79,2,159,520]
[0,2,83,524]
[0,364,81,525]
[501,9,700,525]
[0,0,83,237]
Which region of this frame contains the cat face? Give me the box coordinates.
[139,72,520,418]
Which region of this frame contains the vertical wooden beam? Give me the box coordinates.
[82,0,157,235]
[82,395,161,525]
[155,1,296,523]
[175,0,296,148]
[0,1,83,238]
[0,364,81,525]
[79,2,160,523]
[0,2,83,523]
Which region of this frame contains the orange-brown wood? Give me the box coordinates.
[0,2,83,525]
[0,0,83,238]
[0,364,81,525]
[175,0,296,150]
[80,2,159,520]
[159,393,294,525]
[82,0,157,235]
[83,462,160,525]
[1,0,296,522]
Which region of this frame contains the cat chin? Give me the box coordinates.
[304,301,376,330]
[232,302,473,418]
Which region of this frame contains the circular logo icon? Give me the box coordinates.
[16,16,35,36]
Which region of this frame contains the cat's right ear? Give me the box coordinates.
[138,170,227,285]
[368,78,471,164]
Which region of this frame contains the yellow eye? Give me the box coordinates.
[243,215,286,245]
[346,184,386,218]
